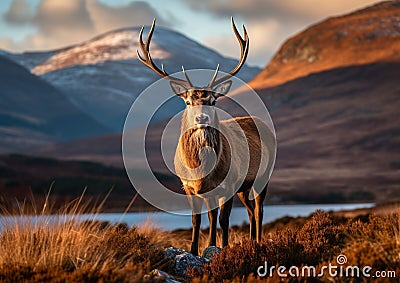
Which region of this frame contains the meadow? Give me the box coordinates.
[0,197,398,282]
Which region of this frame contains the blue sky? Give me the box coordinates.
[0,0,379,66]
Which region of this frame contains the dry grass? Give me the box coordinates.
[0,194,399,282]
[0,192,168,282]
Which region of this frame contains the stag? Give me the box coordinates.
[137,18,276,255]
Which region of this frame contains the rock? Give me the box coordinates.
[144,269,181,283]
[174,252,208,277]
[163,246,221,278]
[164,247,187,259]
[201,246,222,261]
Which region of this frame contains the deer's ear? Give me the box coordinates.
[170,81,188,96]
[213,80,232,97]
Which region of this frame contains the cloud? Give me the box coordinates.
[4,0,33,25]
[186,0,379,21]
[270,0,380,19]
[1,0,170,52]
[87,0,169,32]
[35,0,94,36]
[0,0,380,66]
[24,0,95,50]
[205,18,283,66]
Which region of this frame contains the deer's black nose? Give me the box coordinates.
[195,113,209,125]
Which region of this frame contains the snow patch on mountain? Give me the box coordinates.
[32,29,170,75]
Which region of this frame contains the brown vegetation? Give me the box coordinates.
[0,200,398,282]
[0,198,171,283]
[190,210,400,282]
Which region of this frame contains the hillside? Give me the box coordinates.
[257,61,400,203]
[0,55,109,153]
[34,61,400,204]
[0,154,153,211]
[250,1,400,89]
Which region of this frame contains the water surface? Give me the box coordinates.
[0,203,374,231]
[86,203,375,230]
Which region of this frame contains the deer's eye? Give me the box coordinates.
[186,101,191,106]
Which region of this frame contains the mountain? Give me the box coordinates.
[30,1,400,204]
[4,50,55,71]
[246,1,400,202]
[250,1,400,89]
[0,55,110,153]
[258,61,400,203]
[5,27,261,131]
[3,1,400,205]
[31,60,400,203]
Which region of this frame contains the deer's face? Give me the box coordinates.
[170,80,232,129]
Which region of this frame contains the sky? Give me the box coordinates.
[0,0,380,67]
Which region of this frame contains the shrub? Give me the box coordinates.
[297,210,347,264]
[192,210,399,282]
[0,217,165,282]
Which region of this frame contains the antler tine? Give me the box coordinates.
[181,66,193,87]
[137,19,166,78]
[210,17,249,87]
[207,64,220,88]
[137,19,191,87]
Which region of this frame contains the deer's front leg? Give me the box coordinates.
[187,194,203,256]
[205,198,218,247]
[219,196,233,247]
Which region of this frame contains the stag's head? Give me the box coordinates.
[137,18,249,131]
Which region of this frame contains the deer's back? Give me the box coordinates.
[220,116,275,185]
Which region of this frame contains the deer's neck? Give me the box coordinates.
[179,113,221,170]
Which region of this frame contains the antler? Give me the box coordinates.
[208,17,249,88]
[137,19,193,88]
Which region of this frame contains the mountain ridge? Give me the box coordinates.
[250,0,400,89]
[1,25,261,137]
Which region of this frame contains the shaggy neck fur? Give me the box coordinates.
[179,110,221,170]
[176,110,231,194]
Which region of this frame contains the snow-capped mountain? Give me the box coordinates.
[32,29,170,75]
[6,26,261,131]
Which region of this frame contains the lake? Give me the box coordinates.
[0,203,374,231]
[80,203,375,230]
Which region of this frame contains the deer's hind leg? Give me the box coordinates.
[253,184,268,242]
[237,190,256,240]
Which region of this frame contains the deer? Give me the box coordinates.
[137,18,276,256]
